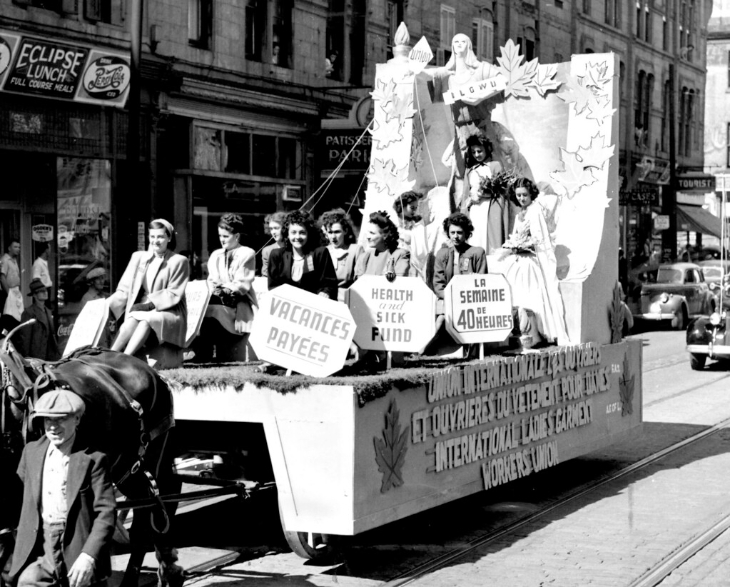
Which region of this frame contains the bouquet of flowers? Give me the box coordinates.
[503,222,535,254]
[478,170,516,201]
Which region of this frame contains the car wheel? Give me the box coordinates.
[690,353,706,370]
[674,307,687,330]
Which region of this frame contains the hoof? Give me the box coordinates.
[157,564,185,587]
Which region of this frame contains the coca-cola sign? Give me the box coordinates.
[82,56,130,99]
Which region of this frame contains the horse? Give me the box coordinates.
[0,324,184,587]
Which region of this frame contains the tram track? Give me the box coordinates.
[380,414,730,587]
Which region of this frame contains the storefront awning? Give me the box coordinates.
[676,205,723,238]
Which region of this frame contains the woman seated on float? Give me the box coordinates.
[261,211,287,278]
[355,211,410,281]
[194,213,257,362]
[320,208,360,301]
[497,177,568,349]
[109,219,190,356]
[268,210,338,300]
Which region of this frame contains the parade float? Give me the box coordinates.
[162,25,643,558]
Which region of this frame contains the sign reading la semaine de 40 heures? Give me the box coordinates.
[444,274,513,344]
[249,284,356,377]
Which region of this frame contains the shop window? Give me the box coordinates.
[438,5,455,66]
[471,15,494,62]
[272,0,293,68]
[252,135,277,177]
[189,0,212,49]
[245,0,266,61]
[9,112,43,134]
[224,132,251,175]
[194,127,222,171]
[55,157,113,352]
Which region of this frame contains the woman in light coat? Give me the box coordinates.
[109,219,190,355]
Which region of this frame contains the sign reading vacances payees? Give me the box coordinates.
[0,28,131,108]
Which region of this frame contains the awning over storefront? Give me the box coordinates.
[676,205,723,238]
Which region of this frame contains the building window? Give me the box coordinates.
[471,16,494,62]
[386,0,404,54]
[84,0,123,25]
[555,0,563,7]
[662,16,668,51]
[679,88,695,156]
[605,0,620,28]
[439,5,456,65]
[634,70,653,148]
[517,27,536,61]
[245,0,267,61]
[326,0,345,80]
[188,0,212,48]
[272,0,293,68]
[661,80,670,152]
[636,2,642,37]
[583,0,590,15]
[644,6,651,42]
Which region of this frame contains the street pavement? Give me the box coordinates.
[112,330,730,586]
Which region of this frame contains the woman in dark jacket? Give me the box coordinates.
[268,211,338,300]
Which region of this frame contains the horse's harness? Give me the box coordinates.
[1,343,170,534]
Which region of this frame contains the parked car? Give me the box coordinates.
[634,262,715,330]
[687,311,730,370]
[699,259,730,311]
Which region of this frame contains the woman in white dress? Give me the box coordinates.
[500,178,568,348]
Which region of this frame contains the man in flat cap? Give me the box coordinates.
[9,387,116,587]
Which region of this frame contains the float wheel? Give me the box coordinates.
[278,499,337,560]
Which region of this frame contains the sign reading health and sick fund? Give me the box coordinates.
[0,28,130,108]
[348,276,436,352]
[444,274,513,344]
[249,285,355,377]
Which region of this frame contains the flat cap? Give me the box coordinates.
[32,389,86,418]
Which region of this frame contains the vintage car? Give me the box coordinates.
[634,262,715,330]
[699,259,730,311]
[687,311,730,370]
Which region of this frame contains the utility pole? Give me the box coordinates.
[662,63,678,262]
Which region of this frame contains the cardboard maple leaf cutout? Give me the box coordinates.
[557,74,596,114]
[619,353,634,416]
[373,399,409,493]
[530,63,561,97]
[581,61,611,97]
[609,282,624,344]
[576,133,615,171]
[368,158,398,193]
[367,118,404,149]
[496,39,538,98]
[586,96,617,125]
[550,148,599,199]
[371,78,397,107]
[385,94,417,125]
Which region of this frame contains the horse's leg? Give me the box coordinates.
[146,431,184,587]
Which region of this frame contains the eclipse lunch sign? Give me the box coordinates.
[444,274,513,344]
[249,284,356,377]
[0,28,130,108]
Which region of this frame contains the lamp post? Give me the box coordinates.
[661,63,678,262]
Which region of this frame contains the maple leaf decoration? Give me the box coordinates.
[609,281,624,344]
[384,94,417,125]
[619,353,635,416]
[367,118,404,149]
[550,148,599,199]
[530,64,561,97]
[496,39,538,98]
[581,61,611,97]
[373,399,409,493]
[371,78,397,107]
